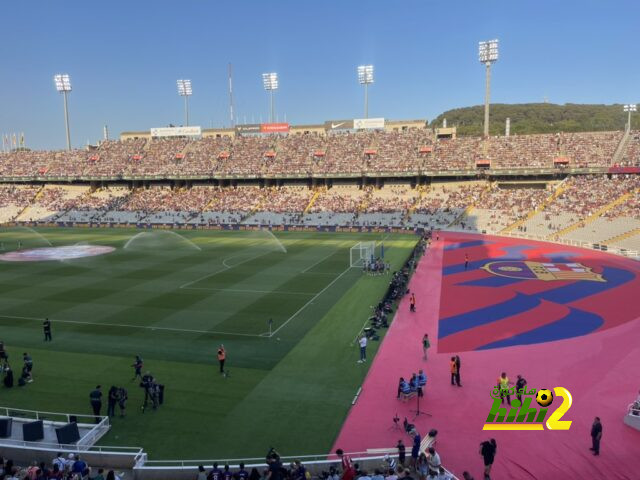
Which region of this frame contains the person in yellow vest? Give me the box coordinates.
[217,345,226,375]
[497,372,513,405]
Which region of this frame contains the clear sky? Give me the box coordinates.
[1,0,638,150]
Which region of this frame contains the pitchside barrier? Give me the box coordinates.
[0,407,145,470]
[0,406,456,479]
[134,452,458,480]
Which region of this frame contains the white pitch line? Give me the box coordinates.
[0,314,264,338]
[180,250,272,289]
[301,249,339,273]
[269,265,356,337]
[181,287,316,296]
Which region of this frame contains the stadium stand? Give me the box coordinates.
[1,129,640,257]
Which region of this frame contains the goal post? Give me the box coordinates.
[350,241,376,268]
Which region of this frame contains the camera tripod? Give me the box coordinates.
[410,388,431,419]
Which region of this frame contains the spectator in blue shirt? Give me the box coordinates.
[235,463,249,480]
[209,462,223,480]
[223,465,233,480]
[417,370,427,388]
[72,456,87,476]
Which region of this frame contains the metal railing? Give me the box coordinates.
[498,231,639,260]
[139,452,458,479]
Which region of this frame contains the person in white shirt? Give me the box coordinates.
[426,447,441,474]
[358,335,368,363]
[357,471,372,480]
[53,453,67,472]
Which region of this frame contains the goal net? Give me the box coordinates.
[350,241,376,268]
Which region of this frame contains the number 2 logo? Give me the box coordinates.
[546,387,573,430]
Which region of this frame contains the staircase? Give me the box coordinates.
[303,189,322,214]
[357,187,373,213]
[15,185,45,221]
[611,129,631,166]
[449,182,492,228]
[403,185,425,223]
[501,179,567,234]
[548,191,635,240]
[603,227,640,246]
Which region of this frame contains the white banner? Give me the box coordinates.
[353,118,385,130]
[150,126,202,137]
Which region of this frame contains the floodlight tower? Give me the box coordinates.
[624,104,637,132]
[357,65,374,119]
[177,79,193,126]
[54,74,72,150]
[262,72,278,123]
[478,39,499,137]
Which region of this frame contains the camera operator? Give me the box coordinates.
[140,371,159,412]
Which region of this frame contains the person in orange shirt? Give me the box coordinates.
[217,345,226,375]
[450,356,461,386]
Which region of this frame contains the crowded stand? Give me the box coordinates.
[620,131,640,166]
[428,137,481,171]
[458,183,552,233]
[0,128,635,177]
[522,175,640,238]
[487,134,558,168]
[560,131,622,167]
[0,184,40,222]
[268,133,327,175]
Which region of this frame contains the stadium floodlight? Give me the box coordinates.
[624,104,637,131]
[177,79,193,126]
[478,39,499,137]
[53,74,72,150]
[357,65,374,119]
[262,72,279,123]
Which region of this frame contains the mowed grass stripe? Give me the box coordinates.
[0,228,418,458]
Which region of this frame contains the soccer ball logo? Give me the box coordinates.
[536,389,553,407]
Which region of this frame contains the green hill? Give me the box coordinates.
[430,103,638,136]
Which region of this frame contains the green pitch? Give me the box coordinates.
[0,226,417,460]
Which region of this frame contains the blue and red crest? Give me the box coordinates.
[437,234,640,352]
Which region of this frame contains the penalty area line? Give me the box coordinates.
[269,265,357,337]
[0,314,265,338]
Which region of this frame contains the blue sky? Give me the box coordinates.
[0,0,638,150]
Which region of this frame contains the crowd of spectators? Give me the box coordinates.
[0,454,122,480]
[1,129,629,179]
[619,131,640,167]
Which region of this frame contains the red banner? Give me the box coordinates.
[554,157,569,164]
[419,146,433,153]
[476,160,490,167]
[364,149,377,155]
[608,166,640,174]
[260,123,290,133]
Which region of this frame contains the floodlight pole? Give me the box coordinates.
[62,90,71,151]
[270,89,275,123]
[483,62,491,137]
[364,83,369,119]
[184,95,190,126]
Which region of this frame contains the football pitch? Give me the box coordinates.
[0,227,418,459]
